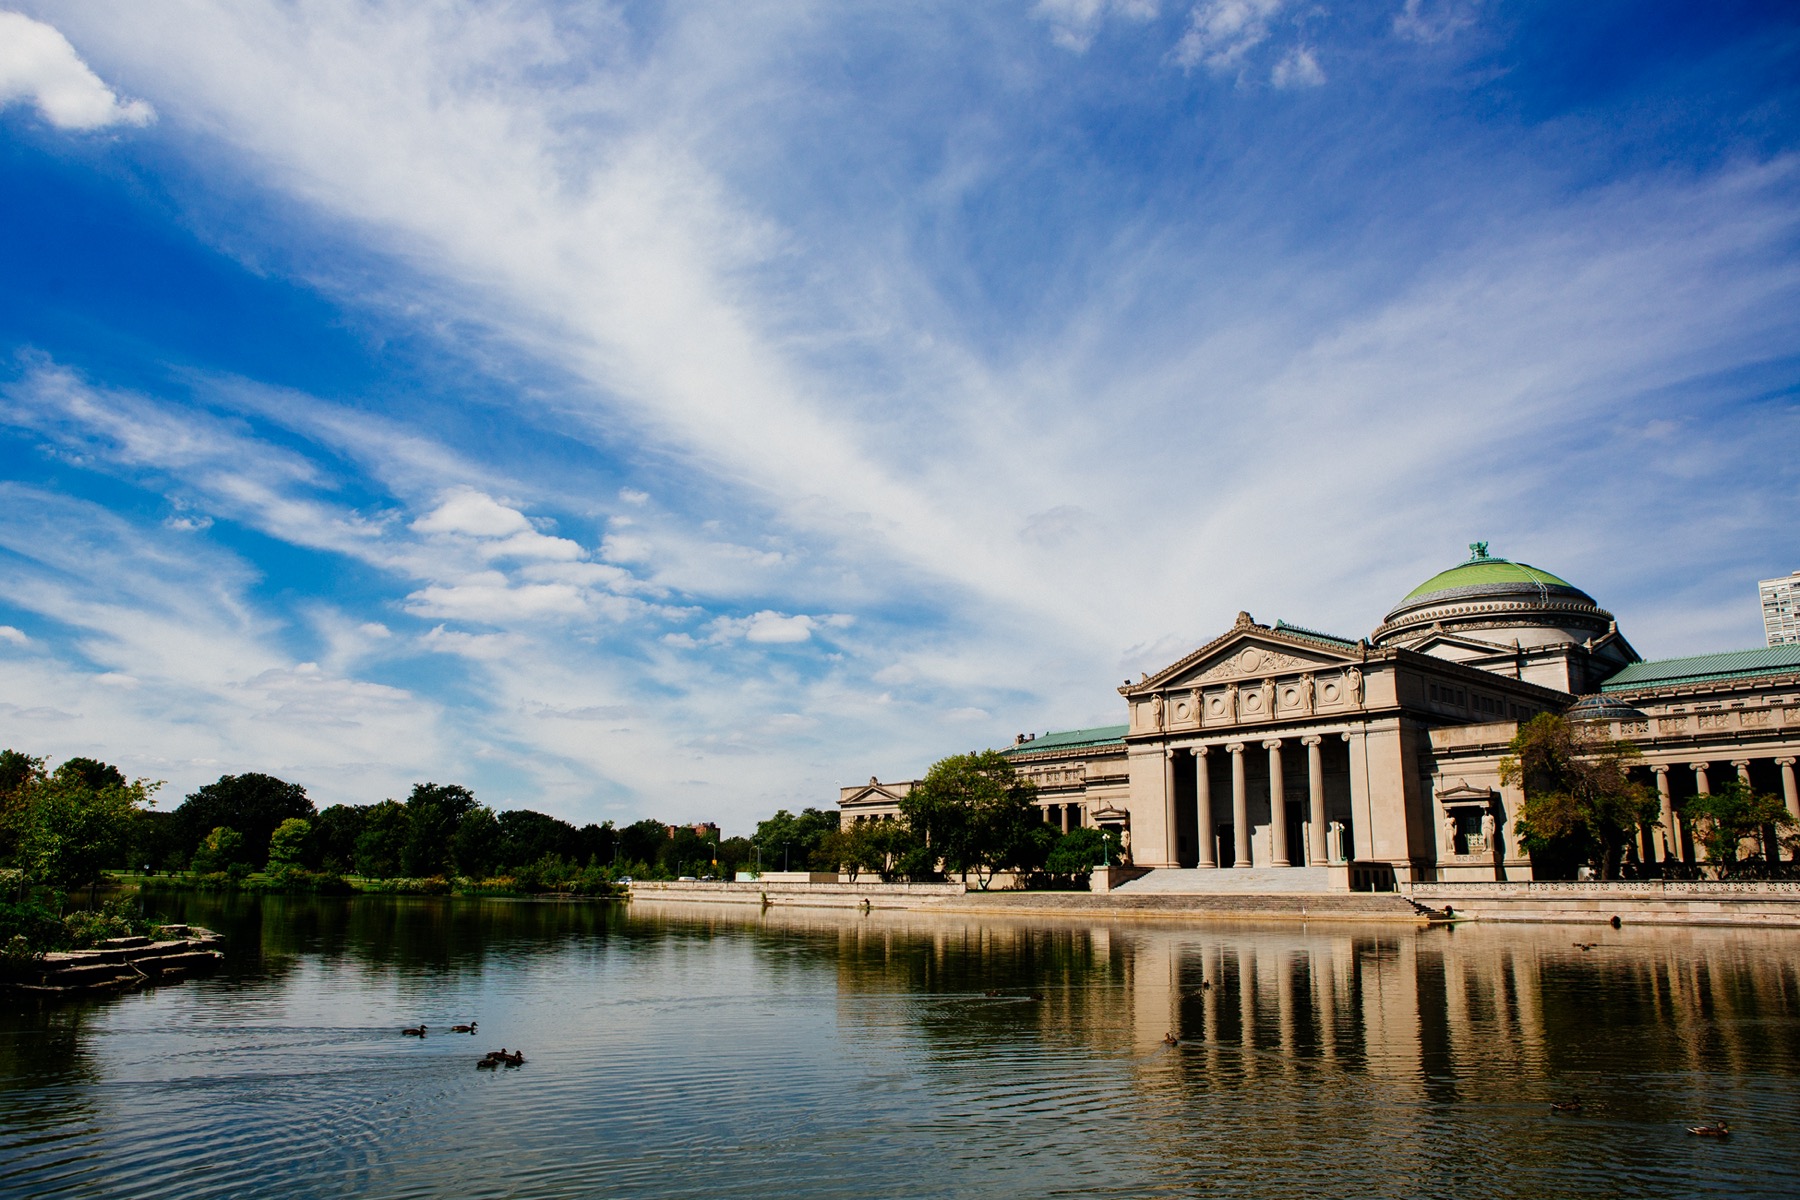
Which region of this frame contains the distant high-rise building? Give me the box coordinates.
[1763,570,1800,647]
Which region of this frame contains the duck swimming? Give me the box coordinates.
[1550,1098,1583,1113]
[401,1025,427,1037]
[1688,1121,1730,1137]
[451,1022,477,1034]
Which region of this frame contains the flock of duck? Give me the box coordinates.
[398,1021,526,1069]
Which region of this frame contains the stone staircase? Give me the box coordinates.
[1113,867,1334,894]
[4,926,224,999]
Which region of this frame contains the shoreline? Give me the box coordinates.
[628,879,1800,928]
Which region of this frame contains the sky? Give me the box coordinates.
[1,1,1797,832]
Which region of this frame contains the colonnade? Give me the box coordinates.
[1169,733,1338,868]
[1040,803,1084,833]
[1649,756,1800,864]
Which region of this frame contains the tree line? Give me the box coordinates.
[0,748,754,894]
[752,750,1122,889]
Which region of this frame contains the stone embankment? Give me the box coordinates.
[1406,880,1800,927]
[4,925,224,999]
[629,880,1427,922]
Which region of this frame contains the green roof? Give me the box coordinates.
[1402,550,1576,603]
[1273,620,1358,648]
[1601,645,1800,692]
[1000,724,1128,755]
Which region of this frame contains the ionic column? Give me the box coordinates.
[1692,762,1712,795]
[1303,735,1327,866]
[1266,739,1289,867]
[1733,760,1752,788]
[1164,748,1178,868]
[1061,803,1071,834]
[1195,747,1216,868]
[1229,743,1251,868]
[1779,758,1799,861]
[1653,765,1675,864]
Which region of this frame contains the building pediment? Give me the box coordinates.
[1123,615,1370,734]
[1129,615,1361,695]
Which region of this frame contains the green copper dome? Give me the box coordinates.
[1401,543,1579,604]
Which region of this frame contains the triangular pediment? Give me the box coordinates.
[841,782,908,806]
[1132,620,1360,694]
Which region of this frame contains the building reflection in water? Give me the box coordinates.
[648,902,1800,1195]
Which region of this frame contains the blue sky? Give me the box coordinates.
[1,2,1796,832]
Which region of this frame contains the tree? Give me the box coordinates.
[1500,713,1659,880]
[190,826,247,875]
[312,804,367,873]
[1044,826,1123,880]
[900,751,1040,889]
[752,808,840,872]
[175,774,315,868]
[267,817,313,870]
[497,809,583,868]
[401,782,479,876]
[1682,781,1798,877]
[354,801,408,878]
[14,758,156,891]
[0,749,47,865]
[452,807,502,877]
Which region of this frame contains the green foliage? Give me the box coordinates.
[312,804,366,873]
[354,800,408,878]
[190,826,248,877]
[0,893,160,964]
[401,782,479,876]
[1500,713,1659,880]
[753,807,841,871]
[13,758,157,890]
[1683,781,1798,876]
[174,773,314,868]
[267,817,312,869]
[1043,825,1123,879]
[452,806,502,877]
[900,750,1040,888]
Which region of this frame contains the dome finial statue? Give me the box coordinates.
[1468,541,1490,561]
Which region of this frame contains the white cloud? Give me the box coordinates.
[0,625,28,646]
[413,488,533,538]
[1173,0,1283,70]
[1033,0,1159,53]
[1270,45,1325,88]
[0,12,153,130]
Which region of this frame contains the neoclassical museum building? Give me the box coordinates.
[840,544,1800,890]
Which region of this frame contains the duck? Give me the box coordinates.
[481,1048,525,1067]
[450,1022,477,1034]
[401,1025,427,1037]
[476,1057,498,1070]
[983,989,1001,998]
[1162,1032,1180,1046]
[1688,1121,1730,1138]
[1550,1098,1583,1113]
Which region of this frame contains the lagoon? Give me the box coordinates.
[2,892,1797,1199]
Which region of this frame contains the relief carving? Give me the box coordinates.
[1196,645,1313,681]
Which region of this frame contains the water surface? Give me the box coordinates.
[2,892,1795,1198]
